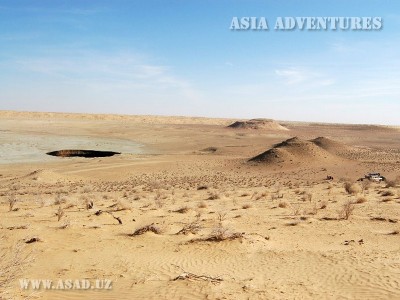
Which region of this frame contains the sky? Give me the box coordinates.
[0,0,400,124]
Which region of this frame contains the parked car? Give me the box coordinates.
[364,173,385,182]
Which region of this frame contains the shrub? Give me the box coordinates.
[55,206,64,221]
[278,201,288,208]
[339,200,355,220]
[381,190,394,197]
[131,224,161,236]
[207,192,220,200]
[8,195,17,212]
[0,239,32,296]
[344,182,361,195]
[174,206,190,214]
[355,197,367,204]
[176,221,202,235]
[198,201,207,208]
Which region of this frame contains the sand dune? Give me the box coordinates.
[249,137,339,166]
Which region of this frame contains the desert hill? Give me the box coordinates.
[248,136,400,167]
[249,137,334,164]
[227,118,289,131]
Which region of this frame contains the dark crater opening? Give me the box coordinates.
[46,150,120,158]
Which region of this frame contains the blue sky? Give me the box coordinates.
[1,0,400,124]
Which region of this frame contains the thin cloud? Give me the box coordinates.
[275,67,334,87]
[10,50,199,99]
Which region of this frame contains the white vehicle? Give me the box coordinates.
[365,173,385,182]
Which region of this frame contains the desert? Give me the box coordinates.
[0,110,399,300]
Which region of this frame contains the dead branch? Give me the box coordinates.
[171,264,223,284]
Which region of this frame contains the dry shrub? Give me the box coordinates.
[54,193,66,205]
[204,225,243,242]
[339,200,355,220]
[55,206,64,221]
[385,177,400,188]
[319,200,328,209]
[242,204,252,209]
[308,203,318,215]
[387,230,399,235]
[176,220,202,235]
[278,201,288,208]
[198,201,207,209]
[131,224,162,236]
[174,206,190,214]
[381,190,394,197]
[85,198,94,210]
[7,195,17,212]
[360,180,371,192]
[302,193,312,202]
[154,193,165,208]
[344,182,361,195]
[382,198,392,203]
[217,212,227,223]
[207,192,220,200]
[355,196,367,204]
[291,203,301,215]
[0,239,32,297]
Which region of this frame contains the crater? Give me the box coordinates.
[46,150,120,158]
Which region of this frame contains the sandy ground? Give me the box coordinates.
[0,111,399,300]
